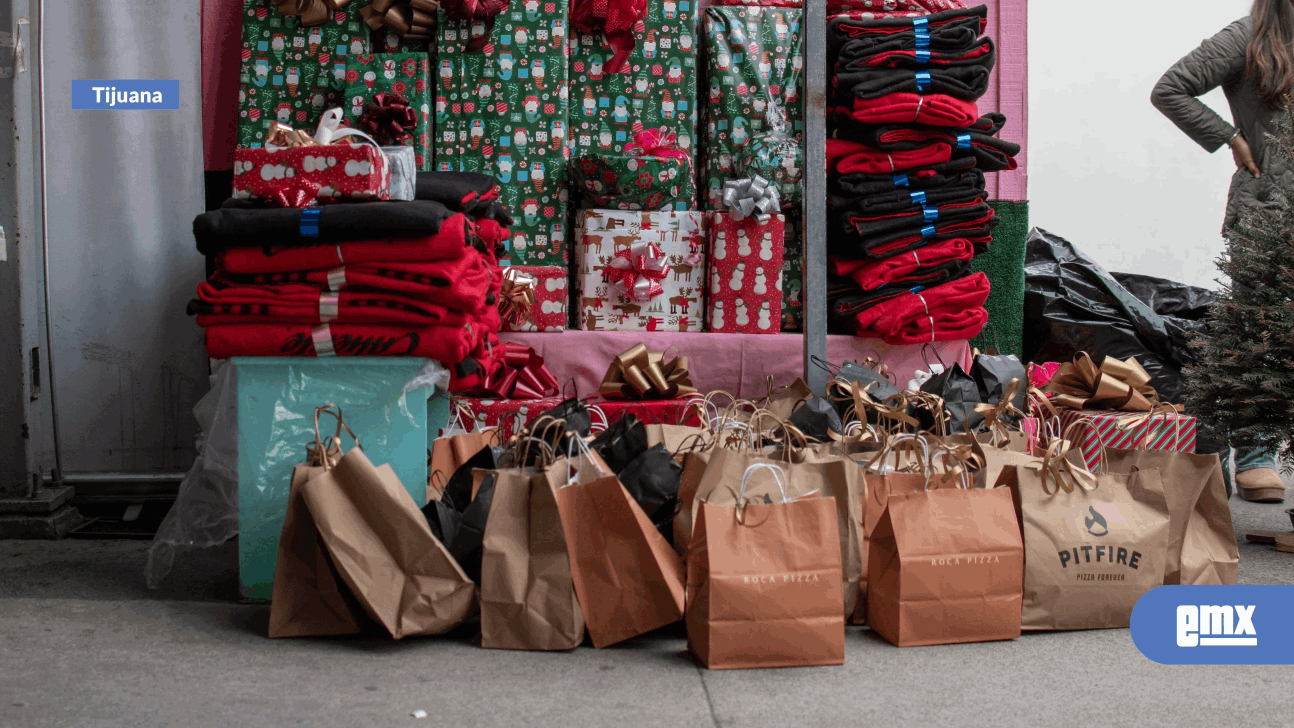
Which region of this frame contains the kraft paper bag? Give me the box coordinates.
[554,453,686,648]
[429,428,501,500]
[644,424,709,461]
[301,446,476,639]
[673,449,714,558]
[686,464,845,670]
[868,486,1024,647]
[268,452,366,639]
[479,460,586,651]
[1102,449,1238,586]
[1002,463,1170,631]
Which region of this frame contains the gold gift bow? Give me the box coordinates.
[973,377,1025,449]
[498,268,537,328]
[1045,352,1178,413]
[1024,420,1103,496]
[598,344,698,400]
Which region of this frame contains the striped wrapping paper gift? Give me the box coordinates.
[1056,409,1198,471]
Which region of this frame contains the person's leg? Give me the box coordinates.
[1232,445,1285,503]
[1218,447,1234,499]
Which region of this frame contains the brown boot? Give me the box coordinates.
[1235,468,1286,503]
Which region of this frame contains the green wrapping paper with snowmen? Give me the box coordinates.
[568,0,699,209]
[237,0,371,149]
[701,6,804,210]
[433,4,572,266]
[342,53,434,171]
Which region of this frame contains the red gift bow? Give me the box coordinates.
[476,342,559,400]
[442,0,511,52]
[571,0,648,74]
[358,92,417,146]
[603,241,671,302]
[625,127,690,163]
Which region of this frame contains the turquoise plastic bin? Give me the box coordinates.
[235,357,438,602]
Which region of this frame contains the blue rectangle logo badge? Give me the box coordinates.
[1132,585,1294,664]
[71,80,179,110]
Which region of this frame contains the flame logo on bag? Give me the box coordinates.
[1085,506,1109,537]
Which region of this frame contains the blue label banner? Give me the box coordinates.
[1131,585,1294,664]
[71,80,179,110]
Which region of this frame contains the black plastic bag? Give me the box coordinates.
[970,353,1027,423]
[1023,228,1202,405]
[920,362,983,434]
[1111,272,1214,324]
[588,414,649,474]
[617,444,683,545]
[789,395,844,441]
[447,470,497,584]
[440,445,504,513]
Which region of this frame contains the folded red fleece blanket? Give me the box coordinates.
[827,138,953,175]
[831,207,998,259]
[831,237,976,290]
[835,62,992,103]
[189,281,473,327]
[216,215,477,275]
[841,94,979,128]
[829,172,985,216]
[205,319,491,362]
[828,5,986,60]
[851,271,990,344]
[834,113,1019,172]
[827,261,974,331]
[219,253,495,314]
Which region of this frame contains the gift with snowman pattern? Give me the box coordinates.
[499,265,569,332]
[705,210,785,334]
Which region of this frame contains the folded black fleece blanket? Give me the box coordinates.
[414,171,514,226]
[194,199,458,256]
[830,206,999,259]
[829,156,978,195]
[828,6,988,61]
[838,198,991,245]
[826,261,974,330]
[836,37,995,73]
[834,61,993,103]
[829,170,985,217]
[831,113,1019,172]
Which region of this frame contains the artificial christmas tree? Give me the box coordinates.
[1187,104,1294,461]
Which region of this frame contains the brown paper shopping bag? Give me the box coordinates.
[299,413,475,640]
[429,427,501,499]
[868,484,1024,647]
[479,442,586,651]
[553,442,686,648]
[1102,449,1238,586]
[686,463,845,670]
[269,411,365,639]
[1003,446,1170,631]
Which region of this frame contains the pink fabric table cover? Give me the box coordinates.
[499,332,971,399]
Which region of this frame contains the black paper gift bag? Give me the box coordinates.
[446,470,497,584]
[789,395,845,441]
[589,414,650,474]
[920,362,984,434]
[617,444,684,545]
[970,354,1027,423]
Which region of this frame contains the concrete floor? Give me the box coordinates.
[1,491,1292,728]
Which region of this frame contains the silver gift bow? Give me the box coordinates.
[720,176,781,224]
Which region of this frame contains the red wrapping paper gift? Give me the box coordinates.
[588,397,704,431]
[233,143,391,207]
[1057,409,1198,471]
[458,396,566,441]
[500,266,568,333]
[706,212,785,334]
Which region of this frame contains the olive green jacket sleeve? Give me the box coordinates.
[1151,19,1249,153]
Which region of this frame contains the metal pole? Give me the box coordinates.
[802,1,828,395]
[35,0,63,485]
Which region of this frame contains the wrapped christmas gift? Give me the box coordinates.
[237,0,370,149]
[569,128,695,211]
[576,210,706,332]
[705,187,785,334]
[499,266,569,333]
[233,109,392,206]
[459,396,567,441]
[1055,410,1197,472]
[342,53,434,171]
[701,6,804,209]
[569,0,699,198]
[589,398,705,429]
[435,4,572,265]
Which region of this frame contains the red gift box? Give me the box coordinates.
[1056,409,1198,471]
[705,211,785,334]
[458,396,565,441]
[500,266,568,333]
[233,143,390,207]
[587,397,704,432]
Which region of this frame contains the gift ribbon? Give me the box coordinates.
[625,127,691,163]
[1044,352,1176,413]
[571,0,647,74]
[265,108,382,151]
[358,92,417,146]
[599,344,697,400]
[973,377,1024,448]
[720,176,781,224]
[441,0,510,51]
[359,0,439,38]
[603,241,671,302]
[475,342,559,400]
[498,267,537,327]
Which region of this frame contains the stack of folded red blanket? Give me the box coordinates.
[823,5,1015,344]
[191,171,512,389]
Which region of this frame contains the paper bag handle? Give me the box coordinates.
[312,403,360,469]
